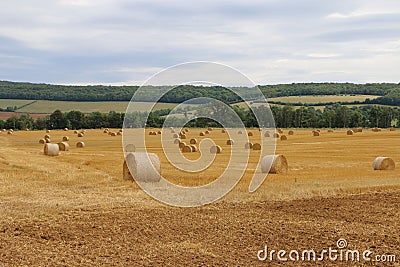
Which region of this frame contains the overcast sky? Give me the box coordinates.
[0,0,399,85]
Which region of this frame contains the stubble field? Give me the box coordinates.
[0,128,399,266]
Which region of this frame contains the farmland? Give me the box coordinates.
[0,99,34,109]
[233,94,381,109]
[0,100,182,114]
[267,94,380,104]
[0,93,398,125]
[0,95,383,114]
[233,98,398,112]
[0,128,399,265]
[278,103,399,111]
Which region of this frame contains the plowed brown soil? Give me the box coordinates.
[0,192,399,266]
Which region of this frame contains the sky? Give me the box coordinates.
[0,0,399,85]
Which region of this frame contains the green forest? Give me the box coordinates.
[1,81,400,105]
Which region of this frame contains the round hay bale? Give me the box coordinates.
[149,131,157,136]
[46,130,50,133]
[57,142,70,151]
[180,134,187,139]
[280,135,287,141]
[44,134,51,139]
[190,145,198,152]
[238,130,243,134]
[253,143,261,150]
[248,132,253,137]
[74,130,78,134]
[103,129,109,133]
[9,129,13,132]
[25,128,29,131]
[39,139,45,144]
[373,157,395,170]
[226,139,234,145]
[288,130,294,135]
[390,127,395,131]
[184,128,189,132]
[182,145,193,153]
[312,131,320,136]
[7,131,13,135]
[357,127,363,133]
[170,128,176,133]
[64,128,68,131]
[76,141,85,148]
[210,145,222,154]
[273,133,280,138]
[347,130,354,135]
[200,132,205,136]
[44,143,59,156]
[327,129,334,133]
[111,132,117,136]
[123,152,161,182]
[207,127,213,131]
[221,129,226,133]
[173,133,179,138]
[62,136,69,141]
[261,155,288,174]
[125,144,136,152]
[78,133,84,137]
[123,161,133,181]
[205,130,210,135]
[117,131,122,136]
[264,132,270,137]
[190,138,197,144]
[244,142,253,149]
[277,128,283,134]
[372,127,379,132]
[157,131,162,135]
[45,138,51,143]
[105,128,109,131]
[119,129,123,133]
[179,141,187,149]
[108,131,112,135]
[174,138,181,144]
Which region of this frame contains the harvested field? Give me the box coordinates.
[12,100,190,113]
[267,94,380,104]
[0,112,49,120]
[0,128,399,265]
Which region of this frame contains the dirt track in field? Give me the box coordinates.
[0,191,399,266]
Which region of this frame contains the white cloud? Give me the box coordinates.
[306,53,341,58]
[326,11,400,19]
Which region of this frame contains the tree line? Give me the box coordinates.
[269,104,398,129]
[366,88,400,106]
[1,104,398,130]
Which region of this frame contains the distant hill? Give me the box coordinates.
[0,80,399,104]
